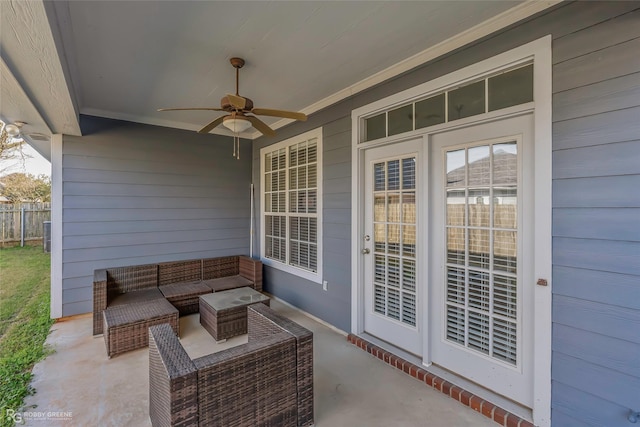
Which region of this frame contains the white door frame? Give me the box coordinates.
[351,36,551,426]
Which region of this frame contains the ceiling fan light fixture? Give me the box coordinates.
[4,122,23,137]
[222,117,252,133]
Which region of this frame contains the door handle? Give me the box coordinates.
[361,248,370,254]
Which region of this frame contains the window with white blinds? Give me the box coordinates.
[444,141,519,365]
[261,129,322,282]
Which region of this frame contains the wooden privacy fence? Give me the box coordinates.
[0,203,51,245]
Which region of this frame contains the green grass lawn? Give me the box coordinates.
[0,245,54,427]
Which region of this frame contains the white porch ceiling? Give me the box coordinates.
[1,0,559,152]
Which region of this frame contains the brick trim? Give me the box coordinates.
[347,334,534,427]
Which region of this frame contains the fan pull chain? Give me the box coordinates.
[232,135,241,160]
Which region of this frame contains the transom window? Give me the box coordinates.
[364,64,533,142]
[260,128,322,282]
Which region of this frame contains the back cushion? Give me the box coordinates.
[203,256,239,280]
[107,264,158,294]
[158,259,202,286]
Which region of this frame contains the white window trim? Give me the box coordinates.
[350,36,551,426]
[260,128,323,284]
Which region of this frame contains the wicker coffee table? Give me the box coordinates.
[199,287,270,341]
[103,298,179,358]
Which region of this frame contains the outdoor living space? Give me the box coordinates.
[26,298,495,427]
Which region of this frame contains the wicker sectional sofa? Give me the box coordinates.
[148,303,314,427]
[93,255,263,336]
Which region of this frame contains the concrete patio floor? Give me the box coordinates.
[24,299,496,426]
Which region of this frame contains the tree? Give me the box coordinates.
[0,173,51,203]
[1,122,29,175]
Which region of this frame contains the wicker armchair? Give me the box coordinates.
[148,304,314,427]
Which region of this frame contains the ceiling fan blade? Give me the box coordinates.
[251,108,307,122]
[198,116,226,134]
[158,107,225,112]
[246,116,276,137]
[226,94,247,110]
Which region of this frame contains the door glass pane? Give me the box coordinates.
[447,228,465,264]
[374,162,385,191]
[448,81,485,121]
[403,225,416,257]
[444,143,519,366]
[388,160,400,190]
[387,194,400,222]
[374,223,386,252]
[402,192,416,224]
[415,93,445,129]
[388,224,400,255]
[468,145,490,186]
[494,187,517,229]
[488,64,533,111]
[388,104,413,136]
[468,228,489,269]
[493,142,517,185]
[494,230,517,274]
[374,195,385,222]
[446,149,466,187]
[468,188,490,227]
[402,158,416,189]
[446,190,465,226]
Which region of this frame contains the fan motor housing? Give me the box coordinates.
[221,95,253,111]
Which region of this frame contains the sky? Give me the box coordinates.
[0,141,51,177]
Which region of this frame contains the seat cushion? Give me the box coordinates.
[203,275,253,292]
[109,287,165,307]
[160,280,212,299]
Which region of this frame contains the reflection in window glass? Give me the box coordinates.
[388,104,413,136]
[489,65,533,111]
[468,145,490,186]
[448,81,485,121]
[446,149,466,187]
[493,142,517,185]
[415,94,445,129]
[365,113,386,141]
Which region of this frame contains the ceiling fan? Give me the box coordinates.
[158,57,307,137]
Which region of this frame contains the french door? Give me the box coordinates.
[363,139,422,356]
[429,114,534,407]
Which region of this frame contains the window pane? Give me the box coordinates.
[446,149,465,187]
[448,81,485,121]
[388,160,400,191]
[365,113,386,141]
[494,230,517,273]
[488,64,533,111]
[402,192,416,224]
[468,145,490,186]
[468,188,490,227]
[388,104,413,136]
[415,93,445,129]
[308,164,317,188]
[493,142,517,185]
[446,189,465,226]
[374,163,385,191]
[494,187,517,229]
[308,139,317,163]
[402,157,416,190]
